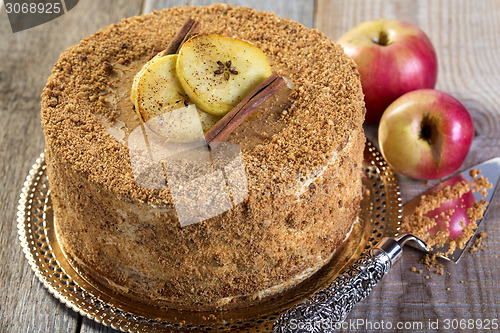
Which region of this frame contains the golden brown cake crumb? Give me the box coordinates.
[421,253,437,269]
[414,253,445,276]
[469,231,488,253]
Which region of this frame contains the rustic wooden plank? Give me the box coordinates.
[316,0,500,329]
[143,0,315,27]
[0,1,143,333]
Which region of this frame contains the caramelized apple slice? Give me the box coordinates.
[131,53,220,133]
[130,52,168,111]
[176,34,272,116]
[131,54,187,122]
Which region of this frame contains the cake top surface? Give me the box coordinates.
[41,4,365,205]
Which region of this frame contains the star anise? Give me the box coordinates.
[214,60,239,80]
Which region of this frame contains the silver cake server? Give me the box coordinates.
[272,157,500,332]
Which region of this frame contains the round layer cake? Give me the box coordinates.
[41,4,365,310]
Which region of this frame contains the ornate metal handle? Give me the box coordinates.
[272,237,404,333]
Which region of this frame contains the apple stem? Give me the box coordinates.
[375,31,390,46]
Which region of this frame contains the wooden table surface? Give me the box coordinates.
[1,0,499,332]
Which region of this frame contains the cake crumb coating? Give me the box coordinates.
[41,4,366,309]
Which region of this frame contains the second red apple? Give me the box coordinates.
[378,89,474,180]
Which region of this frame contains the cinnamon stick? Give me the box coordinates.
[162,18,200,56]
[204,73,287,149]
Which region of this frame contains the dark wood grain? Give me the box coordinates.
[0,1,143,332]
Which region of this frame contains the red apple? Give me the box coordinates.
[378,89,474,180]
[337,19,438,124]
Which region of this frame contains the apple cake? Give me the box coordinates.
[41,4,366,310]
